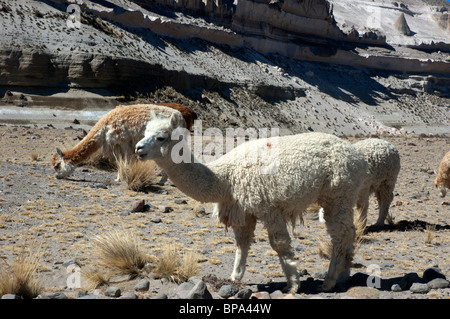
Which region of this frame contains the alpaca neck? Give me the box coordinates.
[155,153,228,203]
[64,130,102,165]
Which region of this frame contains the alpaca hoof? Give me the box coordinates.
[282,284,299,294]
[320,279,336,292]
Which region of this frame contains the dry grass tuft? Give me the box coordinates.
[117,156,159,191]
[0,246,42,299]
[425,224,436,245]
[151,245,200,283]
[90,229,149,278]
[81,266,112,289]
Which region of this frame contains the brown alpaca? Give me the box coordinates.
[52,103,197,179]
[435,151,450,197]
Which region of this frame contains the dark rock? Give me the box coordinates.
[134,278,150,291]
[236,288,253,299]
[187,281,212,299]
[105,286,121,298]
[218,285,238,299]
[132,199,145,212]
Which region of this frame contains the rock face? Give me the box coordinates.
[0,0,449,135]
[394,13,413,36]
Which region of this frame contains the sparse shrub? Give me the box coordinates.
[425,224,436,245]
[90,229,149,278]
[117,156,159,191]
[151,245,200,283]
[0,246,42,299]
[81,266,111,289]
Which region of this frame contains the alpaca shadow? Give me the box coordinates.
[255,278,326,295]
[366,219,450,233]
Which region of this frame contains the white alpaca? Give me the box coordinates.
[52,103,197,179]
[319,138,400,226]
[135,111,369,292]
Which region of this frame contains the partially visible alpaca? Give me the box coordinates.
[52,103,197,179]
[318,138,400,226]
[435,151,450,197]
[135,110,369,292]
[354,138,400,226]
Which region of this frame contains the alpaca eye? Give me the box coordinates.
[157,137,166,142]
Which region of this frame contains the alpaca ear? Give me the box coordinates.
[170,112,183,129]
[150,110,157,119]
[56,147,63,158]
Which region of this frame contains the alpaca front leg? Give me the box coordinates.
[230,215,256,282]
[322,209,355,292]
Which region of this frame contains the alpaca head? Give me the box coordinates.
[434,176,446,197]
[135,110,186,161]
[52,147,76,179]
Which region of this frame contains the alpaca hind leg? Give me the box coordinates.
[375,183,394,226]
[230,215,257,282]
[322,209,355,291]
[264,216,299,293]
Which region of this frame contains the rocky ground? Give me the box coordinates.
[0,124,448,300]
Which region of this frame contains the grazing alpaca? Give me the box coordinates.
[52,103,197,179]
[135,110,369,292]
[435,151,450,197]
[318,138,400,226]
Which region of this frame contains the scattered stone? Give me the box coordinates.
[236,288,253,299]
[218,285,239,299]
[391,284,402,292]
[119,292,138,299]
[251,291,271,299]
[269,290,284,299]
[93,183,107,189]
[422,267,446,282]
[105,286,121,298]
[410,283,430,294]
[151,217,162,223]
[427,278,449,289]
[77,295,98,299]
[132,199,145,212]
[176,282,194,299]
[299,269,308,276]
[187,281,212,299]
[188,276,203,285]
[345,286,381,299]
[151,292,168,299]
[174,198,187,205]
[159,205,173,213]
[46,292,68,299]
[1,294,21,299]
[134,278,150,291]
